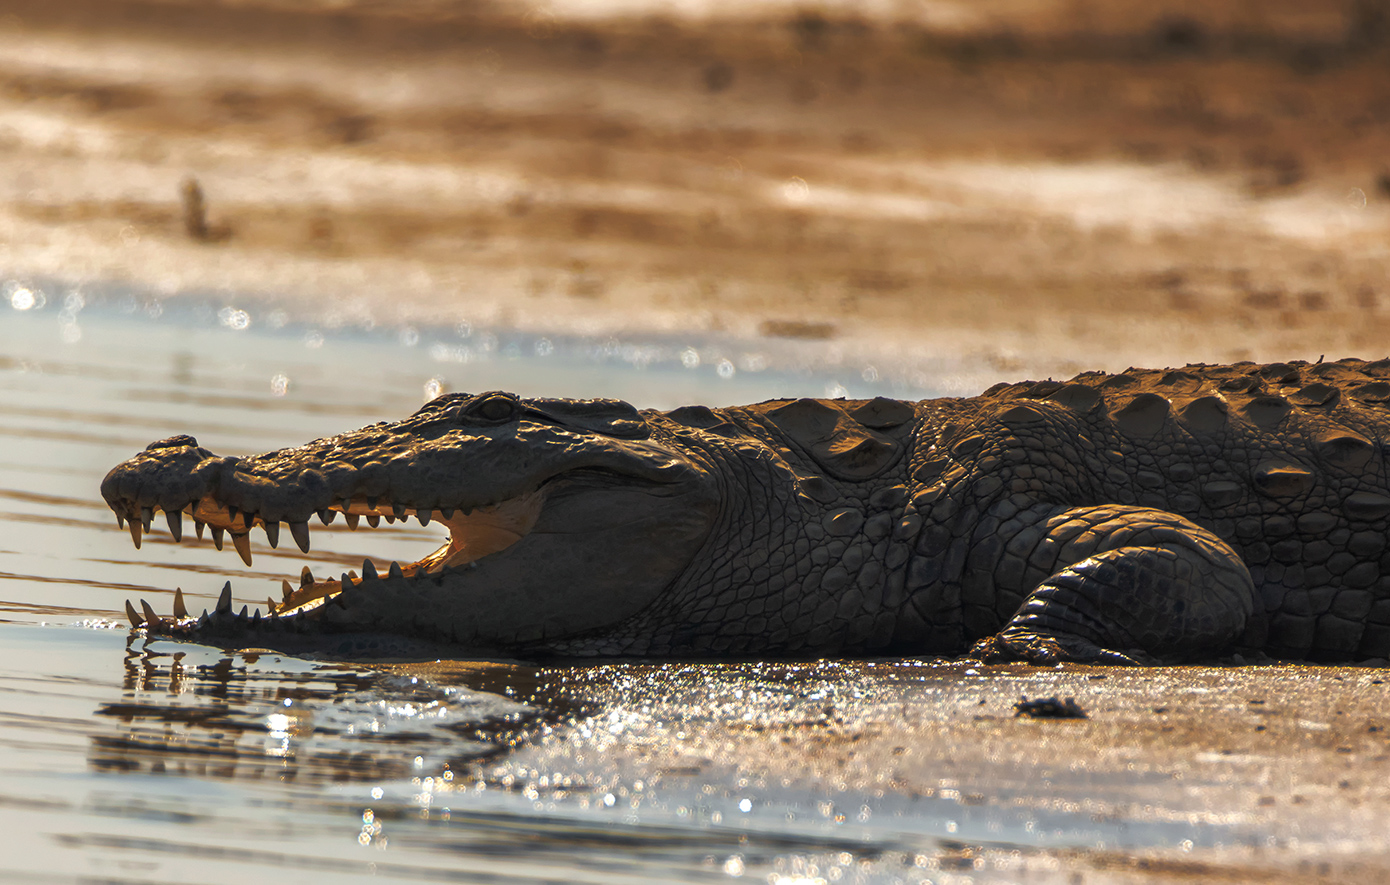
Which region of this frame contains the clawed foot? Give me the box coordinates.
[971,630,1146,666]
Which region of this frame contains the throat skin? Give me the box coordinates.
[559,438,792,656]
[539,412,947,658]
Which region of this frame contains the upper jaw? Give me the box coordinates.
[100,427,694,541]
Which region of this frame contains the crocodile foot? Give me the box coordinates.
[971,631,1148,666]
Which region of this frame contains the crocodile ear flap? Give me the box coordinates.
[527,397,651,439]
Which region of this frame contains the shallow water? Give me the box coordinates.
[0,295,1368,883]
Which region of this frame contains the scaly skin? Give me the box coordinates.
[102,359,1390,663]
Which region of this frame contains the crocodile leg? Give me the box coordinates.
[972,505,1259,665]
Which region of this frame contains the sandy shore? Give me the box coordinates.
[0,0,1388,390]
[402,656,1390,883]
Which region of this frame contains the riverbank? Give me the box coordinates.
[0,0,1388,389]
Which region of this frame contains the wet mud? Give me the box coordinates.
[87,633,1390,884]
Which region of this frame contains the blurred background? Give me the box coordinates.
[0,0,1388,382]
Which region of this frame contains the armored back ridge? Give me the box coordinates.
[101,359,1390,663]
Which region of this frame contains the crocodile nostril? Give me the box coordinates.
[146,435,199,451]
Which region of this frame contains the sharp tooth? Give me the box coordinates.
[362,559,378,580]
[116,513,126,529]
[140,599,161,627]
[388,561,403,580]
[341,572,352,587]
[216,581,233,614]
[195,519,206,540]
[393,503,406,519]
[289,521,311,553]
[165,510,183,542]
[341,497,353,512]
[228,505,239,526]
[128,520,143,549]
[267,597,277,615]
[173,588,188,619]
[231,533,253,566]
[384,514,396,525]
[281,580,294,602]
[366,514,380,528]
[366,496,378,510]
[440,507,454,520]
[300,566,315,588]
[348,570,358,581]
[124,599,142,627]
[253,608,261,624]
[345,512,360,530]
[239,605,248,619]
[318,509,336,526]
[263,521,280,548]
[212,525,225,550]
[418,510,431,527]
[141,506,153,532]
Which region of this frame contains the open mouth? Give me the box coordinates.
[119,487,546,631]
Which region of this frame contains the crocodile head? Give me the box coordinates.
[101,391,722,658]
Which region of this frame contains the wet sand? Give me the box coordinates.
[0,0,1388,388]
[450,657,1390,883]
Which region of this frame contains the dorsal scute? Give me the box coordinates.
[663,404,726,429]
[984,360,1388,449]
[741,397,914,481]
[1051,359,1386,417]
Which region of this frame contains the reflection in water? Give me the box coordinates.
[80,635,1252,885]
[84,636,940,883]
[94,637,537,784]
[172,350,195,387]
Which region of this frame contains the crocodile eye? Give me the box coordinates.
[475,395,518,423]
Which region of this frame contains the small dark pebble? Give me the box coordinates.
[1014,695,1087,719]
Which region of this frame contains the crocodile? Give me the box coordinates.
[102,358,1390,664]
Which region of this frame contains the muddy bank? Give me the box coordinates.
[382,656,1390,883]
[0,0,1388,387]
